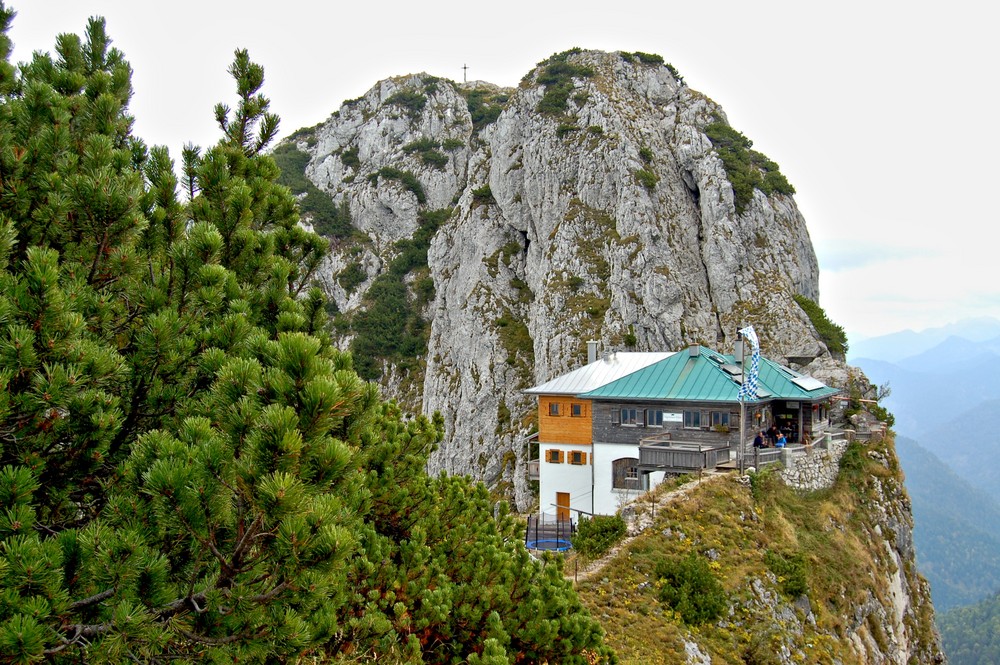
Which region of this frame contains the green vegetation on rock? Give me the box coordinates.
[793,294,848,358]
[350,208,452,381]
[635,168,658,190]
[272,142,355,238]
[705,120,795,214]
[536,48,595,116]
[384,88,427,119]
[368,166,427,203]
[403,136,449,169]
[461,86,509,132]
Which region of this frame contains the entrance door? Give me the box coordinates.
[556,492,570,521]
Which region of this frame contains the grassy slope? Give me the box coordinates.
[574,435,939,664]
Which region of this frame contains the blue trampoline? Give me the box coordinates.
[526,538,572,551]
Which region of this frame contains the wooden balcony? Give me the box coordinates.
[638,434,732,473]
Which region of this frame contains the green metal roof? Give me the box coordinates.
[578,346,839,403]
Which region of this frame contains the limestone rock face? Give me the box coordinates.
[289,50,838,506]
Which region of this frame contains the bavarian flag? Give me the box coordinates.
[737,325,760,402]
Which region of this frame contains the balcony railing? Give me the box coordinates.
[638,435,731,473]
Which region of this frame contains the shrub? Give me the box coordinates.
[655,552,727,625]
[535,50,594,116]
[337,262,366,294]
[462,88,509,132]
[635,168,658,190]
[556,123,580,138]
[793,294,848,358]
[632,51,664,65]
[403,138,449,169]
[402,137,439,153]
[421,75,440,95]
[472,184,495,205]
[573,515,627,558]
[705,120,795,214]
[349,208,452,380]
[537,83,574,116]
[271,142,312,192]
[272,144,355,238]
[442,138,465,150]
[368,167,427,203]
[639,145,653,163]
[623,326,637,348]
[340,146,360,169]
[385,90,427,119]
[765,550,809,598]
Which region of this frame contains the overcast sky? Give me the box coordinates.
[7,0,998,343]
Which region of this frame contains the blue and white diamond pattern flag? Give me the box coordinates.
[737,325,760,402]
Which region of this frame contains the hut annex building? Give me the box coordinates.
[524,342,840,519]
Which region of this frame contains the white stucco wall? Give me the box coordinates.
[539,441,667,518]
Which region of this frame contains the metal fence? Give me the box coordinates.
[525,513,574,551]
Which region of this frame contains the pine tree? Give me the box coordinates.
[0,7,614,662]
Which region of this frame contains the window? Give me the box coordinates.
[548,402,561,416]
[612,457,640,489]
[711,411,729,428]
[620,408,639,426]
[571,403,583,417]
[646,409,663,427]
[683,410,701,429]
[545,449,564,464]
[568,450,588,465]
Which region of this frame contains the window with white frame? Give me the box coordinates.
[711,411,729,428]
[646,409,663,427]
[620,408,639,426]
[683,410,701,429]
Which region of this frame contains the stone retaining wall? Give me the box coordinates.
[779,438,849,491]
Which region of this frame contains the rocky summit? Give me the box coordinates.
[279,49,847,507]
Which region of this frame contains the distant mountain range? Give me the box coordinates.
[895,436,1000,611]
[850,318,1000,645]
[848,317,1000,363]
[851,322,1000,499]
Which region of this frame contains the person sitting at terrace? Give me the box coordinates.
[753,431,765,448]
[775,432,787,448]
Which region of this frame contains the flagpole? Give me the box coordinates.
[738,329,745,475]
[736,324,760,476]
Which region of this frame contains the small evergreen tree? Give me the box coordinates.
[0,7,613,662]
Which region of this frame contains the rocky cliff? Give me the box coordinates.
[278,48,846,506]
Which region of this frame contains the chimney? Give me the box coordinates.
[688,345,700,357]
[734,338,744,364]
[587,340,599,364]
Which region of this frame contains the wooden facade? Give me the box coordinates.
[537,395,593,446]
